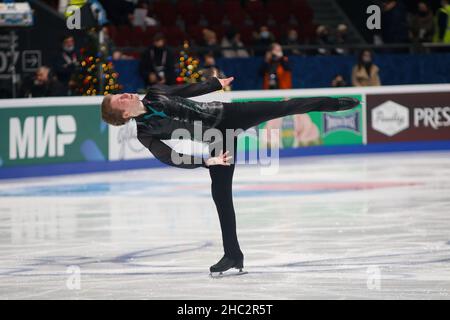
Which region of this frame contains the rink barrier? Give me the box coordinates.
[0,84,449,179]
[1,140,449,180]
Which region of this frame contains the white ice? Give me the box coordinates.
[0,151,450,299]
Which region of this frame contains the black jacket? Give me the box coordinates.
[134,77,224,169]
[139,46,176,86]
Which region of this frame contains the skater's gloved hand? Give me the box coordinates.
[205,151,233,167]
[216,77,234,88]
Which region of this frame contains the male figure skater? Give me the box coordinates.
[101,77,360,276]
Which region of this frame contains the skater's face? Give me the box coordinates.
[110,93,141,119]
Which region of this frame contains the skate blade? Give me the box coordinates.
[209,270,248,278]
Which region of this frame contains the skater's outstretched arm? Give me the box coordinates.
[148,77,233,98]
[138,135,232,169]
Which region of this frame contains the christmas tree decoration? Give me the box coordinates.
[176,41,203,84]
[72,29,122,96]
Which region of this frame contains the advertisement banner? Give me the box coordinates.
[0,105,108,168]
[108,120,152,161]
[232,95,364,151]
[108,120,209,161]
[367,92,450,143]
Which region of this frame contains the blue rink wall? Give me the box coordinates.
[1,85,449,179]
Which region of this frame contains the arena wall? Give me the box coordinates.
[1,84,449,179]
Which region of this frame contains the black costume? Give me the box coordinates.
[133,77,359,272]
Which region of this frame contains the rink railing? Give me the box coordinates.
[1,84,450,179]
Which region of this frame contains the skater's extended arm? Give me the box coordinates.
[139,135,208,169]
[138,136,232,169]
[148,77,234,98]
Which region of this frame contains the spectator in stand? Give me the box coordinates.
[409,1,435,43]
[221,29,250,58]
[20,66,66,98]
[129,0,158,28]
[254,26,276,56]
[282,28,303,56]
[352,50,381,87]
[433,0,450,44]
[334,24,350,55]
[331,74,348,87]
[315,25,332,55]
[139,33,176,87]
[200,53,231,91]
[201,28,222,57]
[54,35,79,94]
[259,43,292,90]
[99,0,134,26]
[381,0,409,44]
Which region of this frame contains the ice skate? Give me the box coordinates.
[336,97,360,111]
[209,255,247,278]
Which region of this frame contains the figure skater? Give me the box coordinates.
[101,77,360,276]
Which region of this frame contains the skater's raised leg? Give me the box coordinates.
[221,96,360,131]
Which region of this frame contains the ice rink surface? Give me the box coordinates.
[0,151,450,300]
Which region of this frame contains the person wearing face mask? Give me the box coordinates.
[254,26,276,56]
[335,24,350,55]
[139,33,176,88]
[315,25,332,55]
[20,66,66,98]
[260,43,292,90]
[351,50,381,87]
[282,29,302,56]
[409,1,435,43]
[54,35,79,95]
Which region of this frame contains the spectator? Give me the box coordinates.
[352,50,381,87]
[98,0,134,26]
[315,25,332,55]
[221,29,250,58]
[282,28,302,56]
[139,33,176,87]
[433,0,450,44]
[331,74,348,87]
[409,1,435,43]
[200,53,230,90]
[381,0,409,44]
[20,66,66,98]
[259,43,292,90]
[334,24,350,55]
[201,28,222,57]
[254,26,276,56]
[129,1,158,28]
[54,35,79,94]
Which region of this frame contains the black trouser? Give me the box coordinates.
[208,97,340,259]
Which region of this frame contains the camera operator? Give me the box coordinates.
[259,43,292,90]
